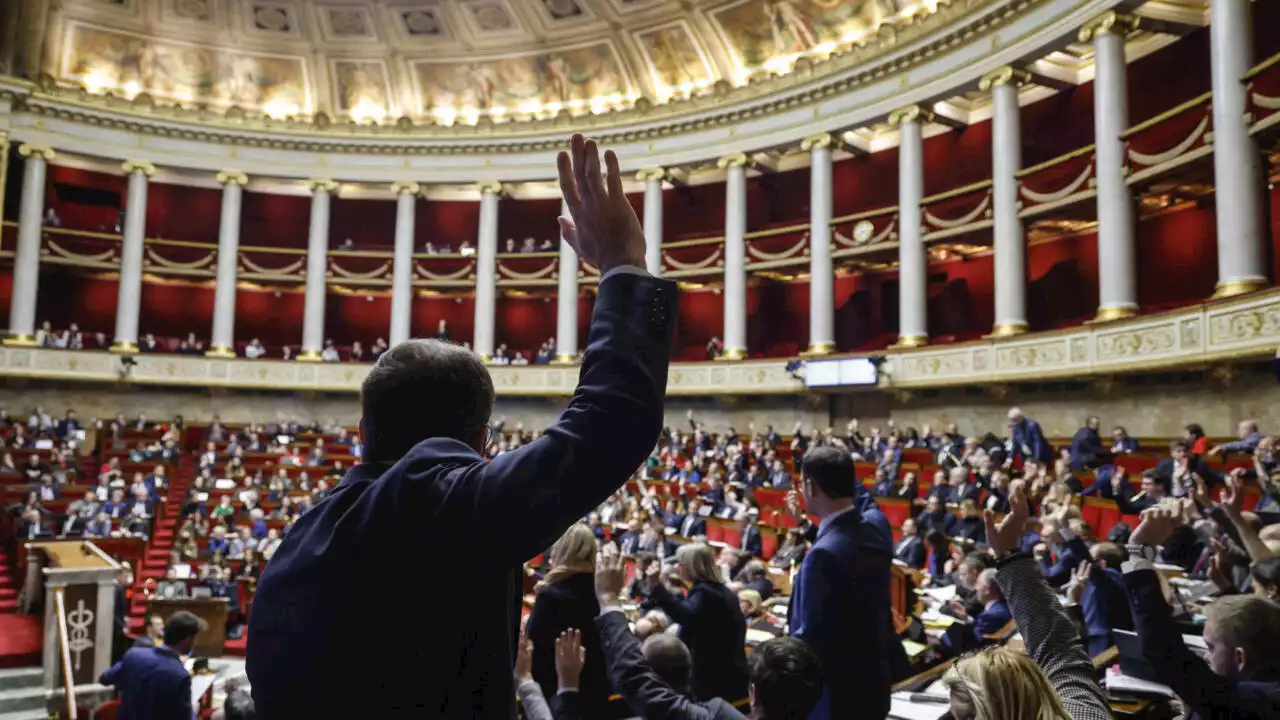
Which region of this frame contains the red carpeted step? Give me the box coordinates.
[0,599,19,613]
[127,617,144,633]
[0,588,16,600]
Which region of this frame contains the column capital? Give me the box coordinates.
[121,159,156,177]
[635,167,668,182]
[801,133,837,152]
[476,181,504,196]
[888,105,934,127]
[979,66,1032,92]
[18,144,55,161]
[216,170,249,186]
[716,152,751,170]
[1078,11,1139,43]
[305,178,339,194]
[391,180,422,196]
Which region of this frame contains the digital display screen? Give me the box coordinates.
[803,358,878,387]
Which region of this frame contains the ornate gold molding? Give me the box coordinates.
[476,181,505,196]
[888,105,934,127]
[801,133,836,152]
[216,170,249,186]
[635,167,668,183]
[1078,11,1139,44]
[18,143,54,161]
[1212,279,1268,300]
[1090,305,1139,324]
[979,66,1032,92]
[891,334,929,349]
[304,178,339,194]
[391,181,422,196]
[986,322,1029,339]
[121,160,156,177]
[717,152,751,170]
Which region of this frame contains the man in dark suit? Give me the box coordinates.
[677,499,707,539]
[970,568,1012,640]
[1037,507,1090,589]
[917,496,958,538]
[1008,407,1054,465]
[1112,470,1169,515]
[739,508,763,558]
[893,518,927,568]
[1069,416,1107,471]
[1067,542,1133,658]
[100,611,204,719]
[246,134,678,720]
[1154,439,1221,496]
[1122,507,1280,718]
[786,446,895,720]
[594,554,823,720]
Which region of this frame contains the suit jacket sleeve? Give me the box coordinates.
[413,272,677,562]
[516,679,556,720]
[995,557,1111,720]
[1123,566,1252,718]
[1041,536,1088,588]
[909,541,927,569]
[594,611,715,720]
[791,547,840,660]
[649,583,703,626]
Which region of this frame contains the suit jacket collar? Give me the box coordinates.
[817,503,860,540]
[338,438,482,489]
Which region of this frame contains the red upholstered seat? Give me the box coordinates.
[761,530,778,560]
[705,520,724,544]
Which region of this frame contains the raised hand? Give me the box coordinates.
[1222,472,1246,515]
[555,629,586,689]
[514,632,534,683]
[556,133,646,275]
[784,489,804,520]
[594,552,626,606]
[1129,506,1180,547]
[1066,560,1091,605]
[982,479,1029,557]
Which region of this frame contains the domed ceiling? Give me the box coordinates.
[44,0,959,125]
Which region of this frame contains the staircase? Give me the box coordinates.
[0,547,40,672]
[128,456,193,633]
[0,547,19,615]
[0,667,45,720]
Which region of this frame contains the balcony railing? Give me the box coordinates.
[1016,145,1096,218]
[1246,52,1280,135]
[1121,91,1214,185]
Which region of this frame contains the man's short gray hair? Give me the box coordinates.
[360,340,494,463]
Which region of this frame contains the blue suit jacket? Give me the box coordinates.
[790,489,895,720]
[1011,418,1055,464]
[99,646,193,720]
[246,272,678,719]
[1081,564,1132,657]
[1038,535,1089,588]
[973,599,1012,639]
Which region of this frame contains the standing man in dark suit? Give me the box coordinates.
[1008,407,1054,465]
[246,134,678,719]
[1069,416,1107,471]
[100,611,205,719]
[785,446,895,720]
[739,508,763,558]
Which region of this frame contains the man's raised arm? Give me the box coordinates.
[457,134,678,560]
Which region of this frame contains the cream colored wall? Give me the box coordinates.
[831,365,1280,440]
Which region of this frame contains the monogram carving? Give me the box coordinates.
[1096,326,1176,361]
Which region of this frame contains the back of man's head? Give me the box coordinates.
[750,637,823,719]
[163,611,205,647]
[222,689,256,720]
[360,340,494,462]
[800,446,855,500]
[642,633,693,694]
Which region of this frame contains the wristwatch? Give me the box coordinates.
[1126,543,1157,562]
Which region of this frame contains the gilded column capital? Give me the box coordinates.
[476,181,505,196]
[801,133,836,152]
[716,152,751,170]
[1078,11,1139,43]
[121,159,156,177]
[888,105,934,127]
[305,178,339,194]
[216,170,249,186]
[635,167,668,183]
[18,144,55,161]
[391,180,422,196]
[979,66,1032,92]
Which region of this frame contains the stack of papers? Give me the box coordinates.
[1105,671,1176,698]
[888,691,950,720]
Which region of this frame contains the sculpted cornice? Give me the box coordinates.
[3,290,1278,395]
[0,0,1130,181]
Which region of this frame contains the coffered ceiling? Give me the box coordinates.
[44,0,961,124]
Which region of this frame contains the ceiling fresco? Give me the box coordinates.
[46,0,954,124]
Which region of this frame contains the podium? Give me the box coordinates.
[146,598,229,657]
[23,541,121,702]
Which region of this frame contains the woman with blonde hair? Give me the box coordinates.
[645,542,749,702]
[947,480,1111,720]
[524,522,610,717]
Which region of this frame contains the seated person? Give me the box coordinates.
[893,518,927,569]
[954,499,986,544]
[1036,508,1089,589]
[737,560,774,601]
[1111,426,1139,454]
[917,496,958,537]
[1113,470,1169,515]
[154,567,190,599]
[969,568,1012,642]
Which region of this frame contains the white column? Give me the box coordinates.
[555,198,580,363]
[717,153,749,360]
[389,181,420,347]
[891,106,928,347]
[638,167,666,276]
[4,143,53,346]
[1081,12,1139,322]
[297,179,337,361]
[110,160,156,352]
[802,133,836,355]
[473,182,501,360]
[1210,0,1267,298]
[206,170,247,357]
[983,67,1029,337]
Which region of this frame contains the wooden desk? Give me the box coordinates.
[147,598,228,657]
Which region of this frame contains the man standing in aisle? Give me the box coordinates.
[786,446,895,719]
[246,133,679,719]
